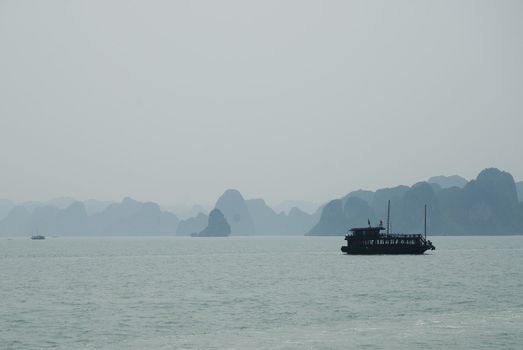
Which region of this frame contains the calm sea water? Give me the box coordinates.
[1,236,522,350]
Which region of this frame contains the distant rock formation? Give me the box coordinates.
[516,181,523,202]
[193,209,230,237]
[0,190,322,236]
[0,197,179,236]
[308,168,523,235]
[0,199,14,221]
[0,202,87,235]
[1,168,519,237]
[0,198,111,222]
[307,199,345,235]
[428,175,468,189]
[285,206,322,234]
[342,190,375,205]
[271,200,320,215]
[307,197,374,235]
[83,199,113,215]
[246,199,320,235]
[87,197,179,235]
[0,206,32,235]
[215,189,255,235]
[245,198,283,234]
[457,168,519,234]
[21,197,77,212]
[396,182,442,233]
[343,197,375,228]
[55,201,88,234]
[164,204,209,220]
[176,212,208,236]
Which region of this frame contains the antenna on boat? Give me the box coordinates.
[386,200,390,234]
[424,204,427,240]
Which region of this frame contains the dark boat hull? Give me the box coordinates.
[190,233,229,237]
[341,244,431,255]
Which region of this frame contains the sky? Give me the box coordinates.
[1,0,522,207]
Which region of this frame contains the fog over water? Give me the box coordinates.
[1,1,522,206]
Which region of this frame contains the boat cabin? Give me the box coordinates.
[349,226,384,238]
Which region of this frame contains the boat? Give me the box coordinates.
[30,230,45,240]
[341,201,435,255]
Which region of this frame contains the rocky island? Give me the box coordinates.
[191,208,231,237]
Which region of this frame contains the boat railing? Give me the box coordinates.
[346,233,425,239]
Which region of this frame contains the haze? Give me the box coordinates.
[1,0,522,207]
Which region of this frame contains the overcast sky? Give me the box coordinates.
[1,0,522,207]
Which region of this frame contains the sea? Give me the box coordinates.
[1,236,522,350]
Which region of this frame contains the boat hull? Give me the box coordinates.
[341,244,432,255]
[30,235,45,240]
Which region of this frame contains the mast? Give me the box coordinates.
[387,200,390,234]
[424,204,427,239]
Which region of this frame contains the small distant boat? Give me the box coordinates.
[30,230,45,240]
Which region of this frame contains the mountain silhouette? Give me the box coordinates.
[516,181,523,202]
[1,169,521,237]
[246,199,320,235]
[428,175,468,189]
[176,212,208,235]
[194,209,231,237]
[215,189,255,235]
[0,197,178,236]
[308,168,523,235]
[0,199,15,221]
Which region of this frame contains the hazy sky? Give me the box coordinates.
[1,0,522,206]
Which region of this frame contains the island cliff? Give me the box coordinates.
[308,168,523,236]
[192,209,231,237]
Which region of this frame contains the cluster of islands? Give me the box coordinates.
[1,168,523,237]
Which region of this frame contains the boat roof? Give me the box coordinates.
[349,226,384,232]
